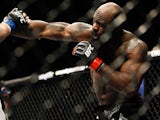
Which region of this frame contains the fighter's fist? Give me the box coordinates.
[3,8,28,31]
[73,41,96,64]
[73,41,104,71]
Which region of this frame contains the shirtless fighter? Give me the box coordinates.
[8,2,149,120]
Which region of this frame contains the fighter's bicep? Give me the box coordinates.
[120,60,144,80]
[121,60,140,72]
[65,22,93,42]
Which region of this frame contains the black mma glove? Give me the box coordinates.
[3,8,28,31]
[73,41,104,72]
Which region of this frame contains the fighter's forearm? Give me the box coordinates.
[98,64,140,94]
[10,20,48,39]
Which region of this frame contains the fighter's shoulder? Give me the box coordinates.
[66,22,92,34]
[122,29,136,40]
[70,22,92,29]
[123,30,147,44]
[122,30,148,52]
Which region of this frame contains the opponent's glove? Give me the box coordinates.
[3,8,28,31]
[73,41,104,72]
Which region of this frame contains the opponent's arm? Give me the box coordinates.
[12,20,93,42]
[0,22,11,43]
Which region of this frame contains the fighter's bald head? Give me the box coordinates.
[94,2,124,23]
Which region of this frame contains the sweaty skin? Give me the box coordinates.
[12,2,148,106]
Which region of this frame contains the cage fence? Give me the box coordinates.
[0,55,160,120]
[4,69,99,120]
[144,56,160,120]
[0,0,159,120]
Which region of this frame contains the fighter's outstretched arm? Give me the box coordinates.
[12,20,93,42]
